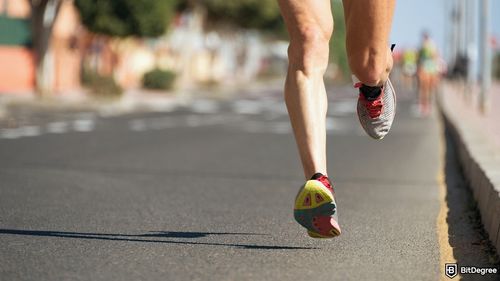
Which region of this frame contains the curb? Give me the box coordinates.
[438,88,500,253]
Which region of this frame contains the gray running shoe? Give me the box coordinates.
[356,78,396,139]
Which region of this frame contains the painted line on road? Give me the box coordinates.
[0,126,41,139]
[73,119,95,132]
[129,115,231,132]
[47,122,69,134]
[436,116,457,281]
[19,126,41,137]
[0,128,21,139]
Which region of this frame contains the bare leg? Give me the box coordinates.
[278,0,333,179]
[420,74,428,114]
[343,0,396,86]
[418,71,431,115]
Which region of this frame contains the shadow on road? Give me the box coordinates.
[443,126,499,280]
[0,229,317,250]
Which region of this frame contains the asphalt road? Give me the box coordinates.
[0,86,496,280]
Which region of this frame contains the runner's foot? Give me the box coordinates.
[356,78,396,139]
[294,173,341,238]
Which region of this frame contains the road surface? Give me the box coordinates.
[0,86,497,280]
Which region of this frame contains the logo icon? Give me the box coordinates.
[445,263,458,279]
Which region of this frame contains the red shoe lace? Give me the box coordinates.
[362,95,383,118]
[317,175,335,194]
[355,83,384,118]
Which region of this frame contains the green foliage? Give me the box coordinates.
[74,0,177,37]
[203,0,284,34]
[142,68,176,90]
[330,0,349,80]
[82,70,123,97]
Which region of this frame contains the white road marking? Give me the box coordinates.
[47,122,69,134]
[126,101,357,136]
[129,114,233,132]
[19,126,41,137]
[73,119,95,132]
[0,128,21,139]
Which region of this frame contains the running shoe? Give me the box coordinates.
[355,44,397,140]
[294,173,341,238]
[355,78,396,139]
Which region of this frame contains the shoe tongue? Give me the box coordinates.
[360,84,382,101]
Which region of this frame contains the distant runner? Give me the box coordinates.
[402,48,417,90]
[417,31,440,116]
[278,0,397,238]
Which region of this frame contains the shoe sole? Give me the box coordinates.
[293,180,341,238]
[307,229,340,238]
[357,78,397,140]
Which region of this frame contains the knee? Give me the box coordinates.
[350,48,393,86]
[287,23,333,74]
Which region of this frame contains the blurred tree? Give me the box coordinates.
[30,0,63,97]
[494,52,500,80]
[74,0,178,37]
[192,0,348,79]
[200,0,348,79]
[199,0,285,35]
[330,0,349,80]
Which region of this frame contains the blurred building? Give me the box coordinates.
[82,9,286,90]
[51,0,82,93]
[0,0,33,93]
[0,0,81,95]
[0,1,286,96]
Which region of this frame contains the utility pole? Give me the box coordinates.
[479,0,491,113]
[458,0,466,56]
[450,1,459,67]
[466,0,476,88]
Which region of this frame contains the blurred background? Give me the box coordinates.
[0,0,292,99]
[0,0,498,102]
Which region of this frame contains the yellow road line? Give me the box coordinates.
[436,116,458,281]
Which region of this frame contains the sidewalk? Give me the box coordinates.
[439,81,500,252]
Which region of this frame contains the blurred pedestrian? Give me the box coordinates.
[278,0,396,238]
[417,31,440,116]
[401,48,417,90]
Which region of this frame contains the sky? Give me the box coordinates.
[391,0,500,56]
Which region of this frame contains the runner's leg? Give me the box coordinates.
[343,0,396,86]
[418,71,426,113]
[418,71,431,115]
[278,0,333,179]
